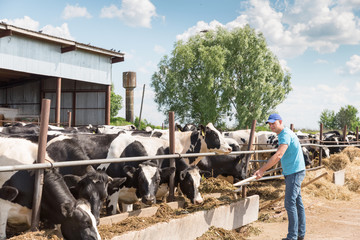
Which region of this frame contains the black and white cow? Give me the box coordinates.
[95,124,136,134]
[222,129,251,151]
[197,138,247,183]
[97,134,175,215]
[160,123,232,165]
[160,157,206,204]
[176,123,198,132]
[323,131,343,154]
[0,137,101,240]
[46,134,125,222]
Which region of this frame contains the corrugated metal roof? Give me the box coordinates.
[0,22,124,59]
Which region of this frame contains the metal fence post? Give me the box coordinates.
[31,99,50,231]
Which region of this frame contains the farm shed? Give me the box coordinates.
[0,22,124,126]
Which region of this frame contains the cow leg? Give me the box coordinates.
[106,190,120,215]
[0,203,10,240]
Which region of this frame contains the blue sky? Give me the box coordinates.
[1,0,360,130]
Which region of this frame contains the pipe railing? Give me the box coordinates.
[1,142,359,173]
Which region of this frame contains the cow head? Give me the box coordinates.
[60,200,101,240]
[63,168,124,225]
[136,161,175,205]
[199,123,232,154]
[179,165,204,204]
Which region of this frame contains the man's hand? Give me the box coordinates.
[253,169,264,180]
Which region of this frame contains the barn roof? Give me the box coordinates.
[0,22,124,62]
[0,22,124,87]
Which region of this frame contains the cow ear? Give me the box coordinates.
[63,175,82,190]
[200,170,211,178]
[180,170,187,181]
[108,177,127,191]
[199,124,206,137]
[60,202,75,218]
[85,165,96,173]
[124,165,136,178]
[160,167,176,178]
[0,186,19,202]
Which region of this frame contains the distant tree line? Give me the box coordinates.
[319,105,360,131]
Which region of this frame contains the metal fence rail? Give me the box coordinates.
[1,143,359,173]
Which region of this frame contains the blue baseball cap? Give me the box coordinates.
[266,113,282,124]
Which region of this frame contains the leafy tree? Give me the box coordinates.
[319,109,336,129]
[335,105,360,131]
[151,25,291,128]
[110,84,123,118]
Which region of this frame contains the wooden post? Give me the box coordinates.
[55,77,61,127]
[67,111,72,127]
[319,123,323,166]
[167,112,176,202]
[31,99,50,231]
[105,85,111,125]
[242,120,257,198]
[72,82,76,126]
[356,126,359,142]
[343,125,347,142]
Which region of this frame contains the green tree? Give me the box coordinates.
[110,84,123,118]
[151,25,291,128]
[335,105,360,131]
[319,109,336,129]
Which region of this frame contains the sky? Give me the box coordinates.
[1,0,360,130]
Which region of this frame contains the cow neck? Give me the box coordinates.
[41,170,77,224]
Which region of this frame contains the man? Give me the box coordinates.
[254,113,306,240]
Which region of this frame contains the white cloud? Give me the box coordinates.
[177,0,360,60]
[100,0,157,28]
[345,54,360,74]
[315,59,329,64]
[62,4,92,19]
[356,82,360,91]
[41,23,74,40]
[154,45,166,54]
[276,83,356,129]
[176,20,224,42]
[0,16,39,31]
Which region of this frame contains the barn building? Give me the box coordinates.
[0,22,124,126]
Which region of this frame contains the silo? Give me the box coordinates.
[123,72,136,123]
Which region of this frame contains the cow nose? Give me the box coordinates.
[143,196,155,205]
[194,198,203,204]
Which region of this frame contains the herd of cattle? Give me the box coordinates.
[0,122,358,239]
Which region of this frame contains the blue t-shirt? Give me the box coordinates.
[278,127,305,176]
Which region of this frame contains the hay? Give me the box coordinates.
[344,165,360,192]
[196,226,246,240]
[247,179,285,202]
[8,229,61,240]
[341,146,360,162]
[302,170,353,200]
[325,153,350,171]
[199,177,237,193]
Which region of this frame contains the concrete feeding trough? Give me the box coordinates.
[104,195,259,240]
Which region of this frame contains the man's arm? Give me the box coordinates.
[253,144,288,179]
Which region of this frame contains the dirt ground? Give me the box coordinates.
[245,192,360,240]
